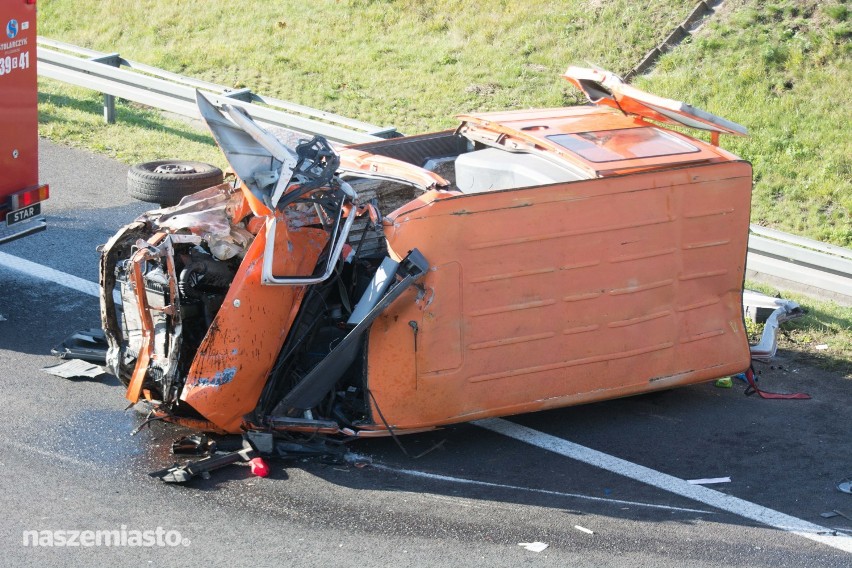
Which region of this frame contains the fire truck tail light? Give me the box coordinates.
[10,185,49,210]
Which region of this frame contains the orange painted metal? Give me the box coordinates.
[125,232,168,404]
[153,411,230,435]
[339,148,451,189]
[238,180,272,218]
[458,106,730,178]
[366,160,753,429]
[561,67,747,137]
[178,216,327,433]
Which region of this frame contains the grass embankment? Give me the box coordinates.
[637,0,851,246]
[36,1,852,371]
[39,0,692,133]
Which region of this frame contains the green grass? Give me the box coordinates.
[39,0,694,133]
[636,0,851,246]
[38,80,225,167]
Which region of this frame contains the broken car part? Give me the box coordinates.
[744,291,805,363]
[51,328,109,364]
[126,160,224,207]
[149,438,256,483]
[42,359,106,380]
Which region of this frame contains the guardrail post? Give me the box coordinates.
[222,88,254,102]
[88,53,122,123]
[366,127,403,139]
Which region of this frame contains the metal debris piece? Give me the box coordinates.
[171,434,215,455]
[574,525,595,535]
[42,359,106,380]
[150,438,257,483]
[821,511,839,519]
[744,290,804,362]
[245,431,274,454]
[51,328,109,364]
[518,542,549,552]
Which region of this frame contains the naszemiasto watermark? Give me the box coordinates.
[22,526,190,547]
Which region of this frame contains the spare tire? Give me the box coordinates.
[127,160,224,206]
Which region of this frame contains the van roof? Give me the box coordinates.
[456,105,741,178]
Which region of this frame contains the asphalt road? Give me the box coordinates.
[0,140,849,567]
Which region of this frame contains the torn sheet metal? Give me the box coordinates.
[744,290,804,362]
[42,359,106,380]
[51,328,108,364]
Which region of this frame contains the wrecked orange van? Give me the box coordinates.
[100,67,753,441]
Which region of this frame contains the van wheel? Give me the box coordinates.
[127,160,223,206]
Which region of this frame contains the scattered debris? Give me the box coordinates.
[149,438,258,484]
[42,359,106,380]
[838,478,852,495]
[742,366,810,400]
[687,477,731,485]
[249,457,270,477]
[518,542,549,552]
[171,434,215,455]
[574,525,594,535]
[51,328,109,364]
[245,431,274,454]
[743,291,804,362]
[815,344,829,351]
[821,511,839,519]
[714,377,733,388]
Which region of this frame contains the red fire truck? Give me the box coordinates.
[0,0,48,244]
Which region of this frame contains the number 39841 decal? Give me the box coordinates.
[0,50,30,76]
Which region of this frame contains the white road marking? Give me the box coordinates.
[0,251,99,297]
[475,418,852,554]
[359,459,715,515]
[0,251,121,304]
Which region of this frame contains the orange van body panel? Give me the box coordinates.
[366,161,753,428]
[179,218,327,432]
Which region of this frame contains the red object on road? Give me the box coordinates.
[249,457,270,478]
[1,0,48,243]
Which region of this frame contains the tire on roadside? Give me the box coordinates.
[127,160,224,207]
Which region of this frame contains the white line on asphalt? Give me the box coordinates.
[0,251,122,304]
[474,418,852,554]
[360,460,715,515]
[0,251,99,297]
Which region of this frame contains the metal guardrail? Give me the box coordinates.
[747,225,852,306]
[36,37,398,145]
